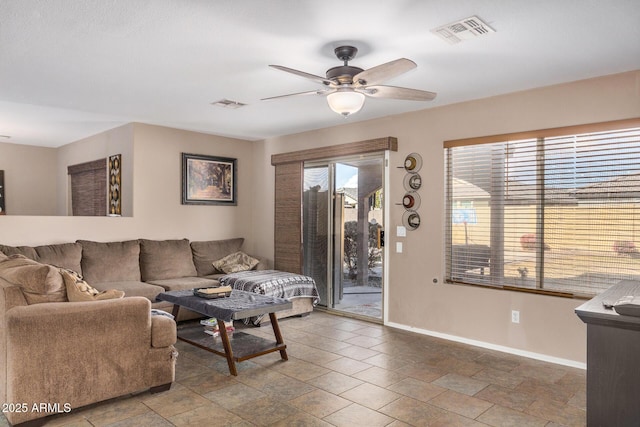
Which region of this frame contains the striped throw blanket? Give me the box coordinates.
[219,269,320,305]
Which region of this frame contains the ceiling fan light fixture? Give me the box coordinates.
[326,89,365,117]
[267,45,436,114]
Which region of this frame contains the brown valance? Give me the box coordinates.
[443,118,640,148]
[271,137,397,165]
[67,158,106,175]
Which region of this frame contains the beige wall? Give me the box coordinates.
[0,123,257,253]
[254,70,640,364]
[131,123,256,248]
[56,123,135,216]
[0,142,58,215]
[0,124,135,217]
[1,70,638,364]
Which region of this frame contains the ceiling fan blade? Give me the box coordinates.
[269,65,334,86]
[261,88,334,101]
[353,58,416,86]
[360,85,437,101]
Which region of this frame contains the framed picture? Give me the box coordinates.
[182,153,237,205]
[0,170,5,215]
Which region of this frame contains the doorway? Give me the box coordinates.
[303,155,385,320]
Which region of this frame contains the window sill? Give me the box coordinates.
[446,280,590,299]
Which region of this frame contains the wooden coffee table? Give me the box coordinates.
[157,289,293,375]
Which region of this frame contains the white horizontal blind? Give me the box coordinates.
[445,126,640,297]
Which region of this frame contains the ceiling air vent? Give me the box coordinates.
[210,99,247,109]
[432,15,495,45]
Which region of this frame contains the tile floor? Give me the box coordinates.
[334,286,382,319]
[1,311,586,426]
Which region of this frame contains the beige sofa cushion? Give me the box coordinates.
[140,239,197,281]
[0,244,38,260]
[0,255,67,304]
[34,243,83,273]
[0,243,83,274]
[61,269,125,301]
[91,280,165,301]
[78,240,141,284]
[191,238,244,276]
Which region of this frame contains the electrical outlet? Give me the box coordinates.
[511,310,520,324]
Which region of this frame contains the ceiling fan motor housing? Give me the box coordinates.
[334,45,358,62]
[326,65,364,84]
[326,46,363,84]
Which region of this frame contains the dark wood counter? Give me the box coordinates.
[575,280,640,426]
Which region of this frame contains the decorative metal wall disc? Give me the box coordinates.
[404,152,423,173]
[402,191,421,210]
[402,210,421,230]
[403,173,422,191]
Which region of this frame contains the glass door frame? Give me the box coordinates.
[304,151,390,323]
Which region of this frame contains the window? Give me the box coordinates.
[444,119,640,298]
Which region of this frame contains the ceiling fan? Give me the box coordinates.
[263,45,437,117]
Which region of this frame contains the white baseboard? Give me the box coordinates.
[385,321,586,370]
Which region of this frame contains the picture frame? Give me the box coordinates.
[0,170,5,215]
[108,154,122,216]
[182,153,237,205]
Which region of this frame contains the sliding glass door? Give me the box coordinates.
[303,155,385,320]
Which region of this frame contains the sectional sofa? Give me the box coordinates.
[0,237,313,426]
[0,237,314,321]
[0,245,180,426]
[0,238,240,318]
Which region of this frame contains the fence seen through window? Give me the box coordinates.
[445,121,640,297]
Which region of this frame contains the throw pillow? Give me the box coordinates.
[61,269,125,302]
[212,251,260,274]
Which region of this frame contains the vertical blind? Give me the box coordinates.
[68,158,107,216]
[274,162,303,274]
[445,122,640,297]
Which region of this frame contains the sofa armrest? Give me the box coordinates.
[7,296,153,340]
[0,279,28,408]
[4,297,172,423]
[151,315,177,348]
[1,282,28,310]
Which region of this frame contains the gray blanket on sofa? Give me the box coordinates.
[219,269,320,305]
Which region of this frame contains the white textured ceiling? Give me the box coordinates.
[1,0,640,147]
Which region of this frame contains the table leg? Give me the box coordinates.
[171,304,180,318]
[216,318,238,376]
[269,312,288,361]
